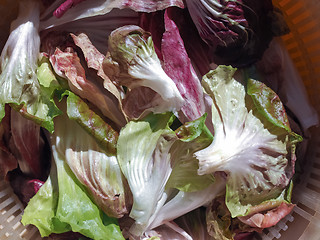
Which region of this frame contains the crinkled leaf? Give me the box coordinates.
[247,77,303,143]
[166,114,214,192]
[70,32,125,107]
[256,38,319,134]
[0,1,61,133]
[22,120,125,240]
[50,47,126,127]
[195,65,298,218]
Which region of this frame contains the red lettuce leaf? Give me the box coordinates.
[70,33,125,118]
[161,9,206,122]
[186,0,276,67]
[10,109,46,179]
[140,8,212,76]
[0,105,17,180]
[238,202,294,229]
[50,47,126,127]
[51,0,185,19]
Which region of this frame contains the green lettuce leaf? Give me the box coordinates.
[246,77,303,144]
[21,144,124,240]
[166,114,215,192]
[117,113,177,236]
[0,1,61,133]
[54,101,128,218]
[66,91,118,156]
[195,65,300,218]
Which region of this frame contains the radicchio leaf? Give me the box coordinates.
[139,8,212,77]
[53,101,129,218]
[10,109,46,179]
[104,25,184,117]
[50,47,126,127]
[70,32,127,121]
[161,9,206,123]
[185,0,276,67]
[0,106,17,180]
[41,0,184,30]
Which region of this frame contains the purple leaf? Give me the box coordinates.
[9,169,44,205]
[10,109,46,179]
[54,0,86,18]
[161,9,205,122]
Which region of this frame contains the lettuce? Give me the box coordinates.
[21,140,124,240]
[161,9,206,123]
[117,113,224,237]
[117,113,176,236]
[66,91,119,155]
[104,25,184,118]
[40,0,184,30]
[166,114,214,192]
[20,88,129,237]
[50,46,126,127]
[58,97,129,218]
[0,1,61,133]
[195,65,300,218]
[185,0,280,67]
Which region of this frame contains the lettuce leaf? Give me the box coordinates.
[66,91,118,155]
[166,114,214,192]
[104,25,184,117]
[21,142,124,240]
[40,0,185,30]
[70,32,125,115]
[195,65,300,218]
[161,9,206,123]
[56,99,129,218]
[50,46,126,127]
[117,113,176,236]
[148,180,225,231]
[117,113,224,236]
[0,1,61,133]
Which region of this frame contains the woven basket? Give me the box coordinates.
[0,0,319,239]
